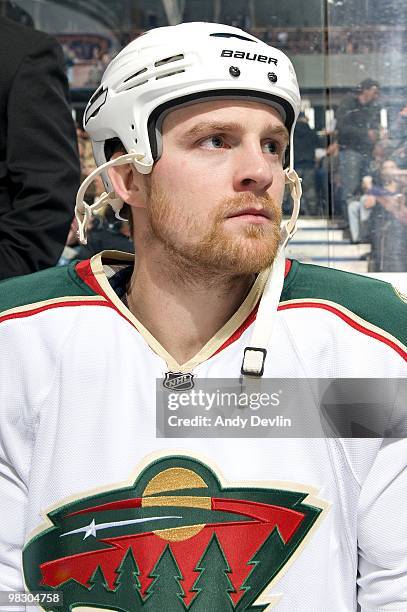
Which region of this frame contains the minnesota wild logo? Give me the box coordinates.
[23,455,327,611]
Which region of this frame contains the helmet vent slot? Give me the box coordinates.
[210,32,257,43]
[124,67,148,83]
[155,54,184,67]
[88,85,105,105]
[84,87,108,125]
[156,69,185,80]
[122,79,149,90]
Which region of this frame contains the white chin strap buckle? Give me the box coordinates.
[241,347,267,377]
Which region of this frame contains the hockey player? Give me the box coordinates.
[0,23,406,611]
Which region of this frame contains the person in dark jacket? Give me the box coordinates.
[293,113,321,214]
[0,17,80,280]
[336,78,380,221]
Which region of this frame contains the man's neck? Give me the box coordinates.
[126,249,255,364]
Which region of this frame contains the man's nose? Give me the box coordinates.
[232,143,274,194]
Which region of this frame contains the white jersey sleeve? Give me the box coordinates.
[0,402,29,591]
[357,438,407,610]
[0,324,33,591]
[0,447,27,592]
[0,311,63,592]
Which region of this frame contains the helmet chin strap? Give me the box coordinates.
[240,168,302,379]
[281,168,302,246]
[74,151,152,244]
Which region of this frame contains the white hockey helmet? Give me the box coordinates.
[85,21,300,182]
[76,22,302,244]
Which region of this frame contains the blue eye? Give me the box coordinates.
[263,141,278,154]
[208,135,224,148]
[200,135,226,149]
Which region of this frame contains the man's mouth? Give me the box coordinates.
[226,208,271,222]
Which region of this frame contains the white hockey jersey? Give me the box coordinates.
[0,251,406,612]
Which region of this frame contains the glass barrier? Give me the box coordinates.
[326,0,407,273]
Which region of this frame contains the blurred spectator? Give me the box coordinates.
[57,217,81,266]
[58,207,134,266]
[277,30,288,48]
[76,125,104,202]
[316,139,340,218]
[77,126,96,175]
[365,159,407,271]
[85,46,106,87]
[348,175,375,243]
[346,139,393,242]
[293,112,321,215]
[0,17,80,279]
[336,78,380,221]
[76,206,134,261]
[391,105,407,169]
[62,44,76,85]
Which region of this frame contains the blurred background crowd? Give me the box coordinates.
[0,0,406,278]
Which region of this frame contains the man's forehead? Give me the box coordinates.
[162,99,286,134]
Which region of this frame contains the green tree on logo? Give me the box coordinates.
[88,565,110,590]
[190,534,236,611]
[55,569,115,612]
[142,544,186,610]
[113,547,145,608]
[86,565,117,608]
[235,529,287,611]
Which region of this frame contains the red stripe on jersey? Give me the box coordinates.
[0,300,111,325]
[76,259,140,329]
[212,305,259,357]
[280,301,407,361]
[76,259,109,298]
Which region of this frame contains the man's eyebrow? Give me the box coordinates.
[183,121,243,138]
[266,125,290,142]
[182,121,289,141]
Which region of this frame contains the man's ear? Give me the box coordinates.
[107,152,147,209]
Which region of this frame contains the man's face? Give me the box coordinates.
[361,86,379,105]
[141,100,287,275]
[381,159,398,182]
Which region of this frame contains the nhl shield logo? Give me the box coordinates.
[163,371,194,391]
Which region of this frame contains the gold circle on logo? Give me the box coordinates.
[142,468,211,541]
